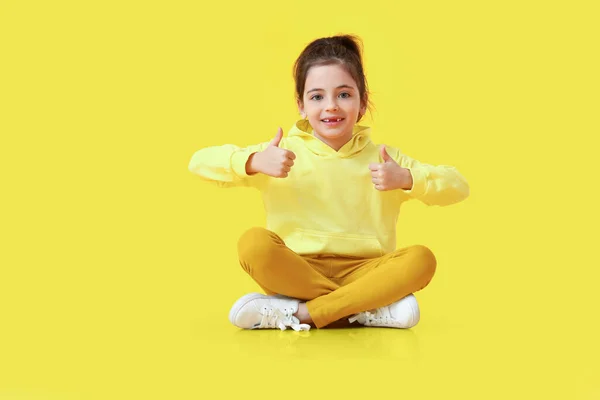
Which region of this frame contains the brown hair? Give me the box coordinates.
[293,34,373,122]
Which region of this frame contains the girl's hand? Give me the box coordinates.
[369,145,413,191]
[246,128,296,178]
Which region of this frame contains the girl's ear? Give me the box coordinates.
[297,99,305,118]
[361,96,368,114]
[357,102,367,122]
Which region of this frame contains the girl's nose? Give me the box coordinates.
[326,100,339,111]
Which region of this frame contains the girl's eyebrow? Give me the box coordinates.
[306,85,355,94]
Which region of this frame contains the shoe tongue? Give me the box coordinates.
[274,299,298,314]
[369,307,390,321]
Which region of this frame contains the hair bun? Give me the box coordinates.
[334,35,363,58]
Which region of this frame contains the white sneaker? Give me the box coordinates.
[348,294,420,328]
[228,293,311,331]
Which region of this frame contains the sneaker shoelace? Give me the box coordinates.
[349,306,405,328]
[257,306,311,331]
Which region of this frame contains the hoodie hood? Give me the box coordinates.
[288,119,372,158]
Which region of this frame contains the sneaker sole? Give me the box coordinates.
[228,293,266,327]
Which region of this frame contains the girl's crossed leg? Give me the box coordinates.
[236,227,437,329]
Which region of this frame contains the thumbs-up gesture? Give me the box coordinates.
[246,127,296,178]
[368,145,413,191]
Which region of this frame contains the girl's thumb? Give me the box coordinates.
[269,127,283,147]
[380,145,392,162]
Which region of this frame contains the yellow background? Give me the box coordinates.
[1,0,599,399]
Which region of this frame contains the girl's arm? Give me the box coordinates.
[188,142,270,188]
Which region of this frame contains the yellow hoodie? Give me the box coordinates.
[188,119,469,258]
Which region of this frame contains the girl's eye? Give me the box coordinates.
[310,92,350,100]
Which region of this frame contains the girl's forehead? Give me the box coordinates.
[305,65,357,89]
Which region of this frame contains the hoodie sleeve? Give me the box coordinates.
[188,142,271,188]
[387,146,470,206]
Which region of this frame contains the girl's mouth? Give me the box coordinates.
[321,118,345,127]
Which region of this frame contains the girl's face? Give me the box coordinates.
[298,64,366,151]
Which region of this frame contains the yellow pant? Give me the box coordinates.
[237,227,437,328]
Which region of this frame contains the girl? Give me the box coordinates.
[188,34,469,331]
